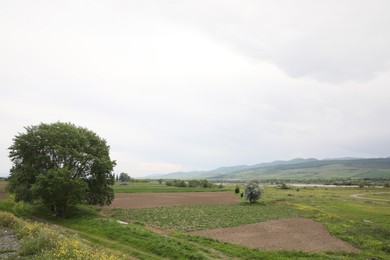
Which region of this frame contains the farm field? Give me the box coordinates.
[1,181,389,259]
[106,191,239,209]
[113,181,230,193]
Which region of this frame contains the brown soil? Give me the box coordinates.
[191,217,359,252]
[0,182,7,200]
[106,192,239,209]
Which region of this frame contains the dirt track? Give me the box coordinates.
[351,192,390,202]
[0,182,7,200]
[191,217,359,252]
[106,192,239,209]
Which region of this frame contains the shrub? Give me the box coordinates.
[0,211,20,228]
[278,183,290,189]
[235,185,240,194]
[1,211,120,259]
[244,180,262,203]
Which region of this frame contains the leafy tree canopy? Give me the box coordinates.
[119,172,131,182]
[244,180,262,203]
[8,122,116,216]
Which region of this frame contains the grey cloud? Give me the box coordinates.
[154,0,390,82]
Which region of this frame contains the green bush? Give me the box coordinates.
[244,180,262,203]
[0,211,19,228]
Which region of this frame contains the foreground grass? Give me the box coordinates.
[52,210,352,260]
[0,211,122,259]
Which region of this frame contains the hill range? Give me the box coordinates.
[150,158,390,180]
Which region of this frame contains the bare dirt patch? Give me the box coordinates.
[0,228,20,258]
[191,217,359,253]
[0,182,7,200]
[106,192,239,209]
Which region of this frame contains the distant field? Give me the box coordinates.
[108,185,390,258]
[106,191,239,209]
[113,181,231,193]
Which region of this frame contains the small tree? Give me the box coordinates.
[188,180,200,187]
[234,185,240,194]
[278,182,290,189]
[244,180,262,203]
[119,172,131,182]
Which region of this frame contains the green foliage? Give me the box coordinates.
[7,122,116,216]
[234,185,240,194]
[0,211,20,228]
[119,172,131,182]
[244,180,262,203]
[113,181,228,193]
[31,168,87,217]
[165,179,215,188]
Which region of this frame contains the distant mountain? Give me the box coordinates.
[149,158,390,180]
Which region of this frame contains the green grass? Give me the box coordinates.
[109,186,390,259]
[361,192,390,200]
[267,186,390,259]
[111,203,300,232]
[1,183,389,259]
[53,215,214,259]
[113,181,231,193]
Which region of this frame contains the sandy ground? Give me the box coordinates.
[106,192,240,209]
[191,217,359,252]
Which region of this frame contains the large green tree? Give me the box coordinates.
[8,122,116,216]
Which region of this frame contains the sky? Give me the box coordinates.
[1,0,390,177]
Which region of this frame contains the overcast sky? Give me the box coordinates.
[1,1,390,177]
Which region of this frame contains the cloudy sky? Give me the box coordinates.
[1,1,390,177]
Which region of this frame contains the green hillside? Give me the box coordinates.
[209,158,390,180]
[156,158,390,180]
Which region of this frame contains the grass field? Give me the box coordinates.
[111,203,300,232]
[1,182,389,259]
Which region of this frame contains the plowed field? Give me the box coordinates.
[191,217,359,252]
[107,191,239,209]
